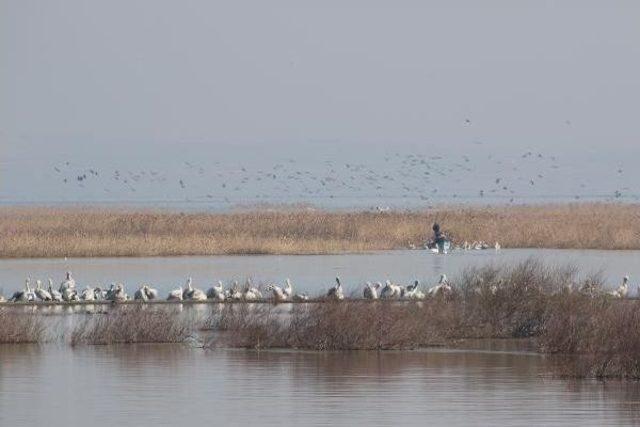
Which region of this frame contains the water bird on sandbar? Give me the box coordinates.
[10,278,35,302]
[167,285,183,301]
[80,286,95,301]
[48,278,64,302]
[35,279,53,301]
[243,279,262,301]
[609,276,629,298]
[134,285,149,301]
[183,278,207,301]
[283,279,293,300]
[59,271,76,293]
[206,281,226,301]
[363,281,381,300]
[428,274,452,297]
[326,277,344,300]
[402,280,425,300]
[380,280,402,299]
[266,283,289,303]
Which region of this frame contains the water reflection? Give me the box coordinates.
[1,343,639,426]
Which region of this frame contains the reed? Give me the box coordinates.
[0,203,639,257]
[0,311,47,344]
[69,307,193,345]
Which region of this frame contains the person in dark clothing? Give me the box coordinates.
[432,223,445,245]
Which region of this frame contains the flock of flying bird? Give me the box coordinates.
[0,272,456,304]
[48,148,633,206]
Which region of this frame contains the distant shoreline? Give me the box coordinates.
[0,203,638,258]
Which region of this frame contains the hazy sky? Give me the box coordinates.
[1,1,639,205]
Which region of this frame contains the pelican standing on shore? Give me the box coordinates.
[35,279,53,301]
[327,277,344,300]
[363,282,381,300]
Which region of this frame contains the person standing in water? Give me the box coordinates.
[432,222,447,253]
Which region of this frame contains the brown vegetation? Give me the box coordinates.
[1,203,639,257]
[0,311,47,344]
[69,307,193,345]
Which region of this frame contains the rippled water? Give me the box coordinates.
[1,343,640,427]
[0,249,638,298]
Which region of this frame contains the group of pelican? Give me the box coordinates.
[323,274,452,301]
[3,271,632,304]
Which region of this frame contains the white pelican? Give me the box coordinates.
[403,280,425,300]
[144,285,159,300]
[59,271,76,292]
[363,282,381,300]
[93,286,106,300]
[228,281,243,301]
[35,279,53,301]
[185,278,207,301]
[609,276,629,298]
[293,293,310,302]
[167,286,183,301]
[48,278,63,302]
[207,281,226,301]
[495,242,501,251]
[283,279,293,299]
[243,279,262,301]
[134,285,149,301]
[80,286,95,301]
[10,278,33,302]
[428,274,452,297]
[380,280,402,299]
[327,277,344,300]
[266,284,289,303]
[113,283,128,302]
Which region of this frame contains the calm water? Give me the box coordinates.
[0,249,638,298]
[2,250,640,426]
[1,343,640,427]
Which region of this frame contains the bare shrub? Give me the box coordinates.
[0,311,46,344]
[70,307,193,345]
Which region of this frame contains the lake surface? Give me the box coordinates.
[0,249,638,298]
[1,343,640,427]
[2,250,640,426]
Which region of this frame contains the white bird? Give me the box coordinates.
[48,278,63,302]
[59,271,76,292]
[293,293,310,302]
[428,274,452,297]
[93,286,106,300]
[10,278,33,302]
[207,281,226,301]
[228,281,244,301]
[266,284,289,302]
[380,280,402,299]
[495,242,501,251]
[609,276,629,298]
[144,285,159,300]
[34,279,53,301]
[327,277,344,300]
[403,280,425,300]
[167,286,183,301]
[112,283,128,302]
[80,286,95,301]
[283,279,293,299]
[134,285,149,301]
[243,279,262,301]
[184,278,207,301]
[363,281,381,300]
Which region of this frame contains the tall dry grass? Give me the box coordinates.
[69,307,193,345]
[0,311,47,344]
[1,203,639,257]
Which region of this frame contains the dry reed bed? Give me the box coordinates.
[69,307,193,346]
[1,203,639,257]
[0,311,47,344]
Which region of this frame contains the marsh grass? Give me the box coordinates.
[1,203,639,257]
[0,311,47,344]
[69,307,193,345]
